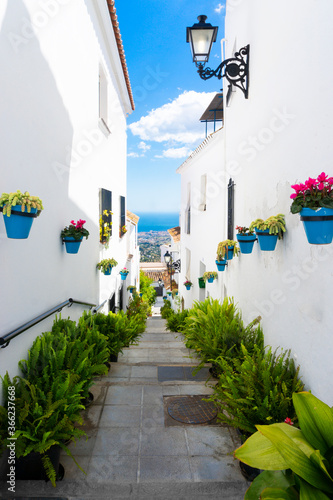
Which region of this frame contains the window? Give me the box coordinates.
[99,188,112,244]
[185,183,191,234]
[119,196,126,237]
[99,65,111,134]
[227,178,235,240]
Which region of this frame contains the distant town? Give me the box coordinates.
[138,231,170,262]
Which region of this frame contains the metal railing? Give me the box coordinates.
[0,297,107,348]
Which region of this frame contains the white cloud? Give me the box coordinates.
[158,147,192,159]
[128,152,140,158]
[138,141,151,152]
[215,3,225,13]
[128,90,216,145]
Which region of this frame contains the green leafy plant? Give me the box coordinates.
[208,344,303,436]
[235,226,255,235]
[171,288,179,298]
[250,214,286,239]
[217,240,240,259]
[0,190,43,216]
[96,258,118,273]
[202,271,218,282]
[139,271,157,306]
[235,391,333,499]
[61,219,89,240]
[160,299,173,319]
[166,310,189,333]
[183,280,193,287]
[182,297,263,375]
[127,285,136,292]
[99,209,112,247]
[1,372,85,486]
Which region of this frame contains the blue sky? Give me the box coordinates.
[115,0,226,214]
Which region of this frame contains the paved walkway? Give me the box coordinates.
[10,313,248,499]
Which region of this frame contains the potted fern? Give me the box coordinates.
[203,271,218,283]
[215,246,227,271]
[0,190,43,239]
[97,258,118,275]
[217,239,240,261]
[249,214,286,251]
[61,219,89,254]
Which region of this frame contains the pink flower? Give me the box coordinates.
[318,182,325,190]
[70,220,75,225]
[328,177,333,185]
[290,193,297,199]
[291,183,301,192]
[284,417,294,425]
[305,177,317,189]
[317,172,328,182]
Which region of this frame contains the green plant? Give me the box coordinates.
[171,288,179,298]
[208,344,303,436]
[120,267,129,274]
[99,209,112,247]
[217,240,240,259]
[250,213,286,239]
[160,299,173,319]
[235,226,255,235]
[202,271,218,282]
[166,310,189,333]
[139,271,157,306]
[84,312,123,357]
[182,297,263,375]
[290,172,333,213]
[61,219,89,240]
[0,190,43,216]
[235,391,333,499]
[127,285,136,291]
[1,372,85,486]
[96,258,118,273]
[183,280,193,287]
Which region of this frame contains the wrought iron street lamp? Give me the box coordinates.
[186,15,250,100]
[164,251,172,292]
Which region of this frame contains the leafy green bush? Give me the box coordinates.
[166,310,189,333]
[182,297,263,374]
[160,299,173,319]
[208,343,304,435]
[1,372,85,486]
[139,270,157,306]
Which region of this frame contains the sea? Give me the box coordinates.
[137,212,179,233]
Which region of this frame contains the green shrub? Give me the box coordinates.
[139,270,157,306]
[160,299,173,319]
[1,372,85,486]
[166,310,189,333]
[182,297,263,374]
[208,343,304,435]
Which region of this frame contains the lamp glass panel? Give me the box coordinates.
[191,28,215,62]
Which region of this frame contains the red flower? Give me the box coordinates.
[284,417,294,425]
[317,172,328,182]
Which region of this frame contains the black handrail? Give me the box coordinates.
[0,298,98,348]
[92,299,107,314]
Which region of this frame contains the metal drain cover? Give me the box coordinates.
[167,395,217,424]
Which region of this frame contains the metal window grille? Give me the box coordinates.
[227,178,235,240]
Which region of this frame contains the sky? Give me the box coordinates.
[115,0,227,214]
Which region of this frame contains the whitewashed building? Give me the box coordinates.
[0,0,137,394]
[179,0,333,404]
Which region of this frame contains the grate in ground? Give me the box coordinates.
[163,395,218,426]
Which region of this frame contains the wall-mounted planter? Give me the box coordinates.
[215,259,227,271]
[185,285,191,290]
[128,287,135,293]
[103,268,112,275]
[226,246,235,260]
[207,277,214,283]
[236,234,257,254]
[2,206,38,239]
[255,230,278,251]
[63,237,83,254]
[300,207,333,244]
[198,277,206,289]
[120,272,128,281]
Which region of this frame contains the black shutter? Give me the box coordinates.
[99,188,112,243]
[120,196,126,236]
[227,178,235,240]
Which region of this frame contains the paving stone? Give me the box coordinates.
[158,366,185,382]
[190,455,244,482]
[131,366,157,379]
[140,427,187,456]
[105,385,143,405]
[139,456,192,482]
[59,455,90,481]
[142,385,163,404]
[185,427,235,456]
[87,455,138,483]
[99,405,141,427]
[93,427,140,456]
[142,405,165,427]
[107,364,131,378]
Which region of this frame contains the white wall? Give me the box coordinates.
[0,0,132,395]
[178,129,226,309]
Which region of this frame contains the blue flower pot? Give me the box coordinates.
[226,247,234,260]
[215,259,227,271]
[2,206,38,239]
[63,236,83,254]
[163,297,167,300]
[237,234,257,254]
[103,268,112,275]
[256,230,278,251]
[207,277,214,283]
[120,272,128,281]
[300,207,333,244]
[185,285,191,290]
